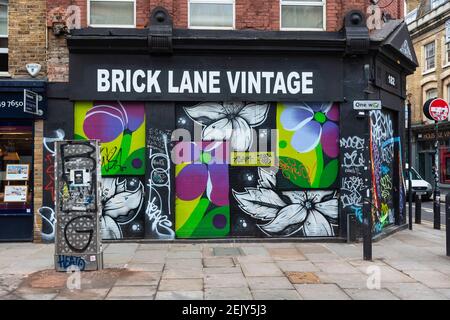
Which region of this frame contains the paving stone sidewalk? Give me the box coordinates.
[0,224,450,300]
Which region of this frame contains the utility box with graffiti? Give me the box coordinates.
[54,140,103,272]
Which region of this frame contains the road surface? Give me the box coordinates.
[407,199,447,227]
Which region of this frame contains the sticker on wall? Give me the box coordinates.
[277,102,339,189]
[74,101,146,176]
[175,142,230,238]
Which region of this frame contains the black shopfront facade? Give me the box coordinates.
[0,80,46,241]
[40,9,417,242]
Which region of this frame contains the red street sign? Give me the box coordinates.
[423,98,450,122]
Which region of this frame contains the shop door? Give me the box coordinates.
[418,151,434,185]
[369,109,399,232]
[0,121,34,241]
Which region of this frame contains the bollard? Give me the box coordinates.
[446,194,450,257]
[415,194,422,224]
[434,192,441,230]
[347,214,357,243]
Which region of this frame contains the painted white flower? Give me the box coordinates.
[233,169,338,237]
[184,102,270,151]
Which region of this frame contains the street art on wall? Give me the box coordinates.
[74,101,146,176]
[175,101,339,238]
[55,140,102,271]
[175,142,230,238]
[370,110,396,233]
[146,128,175,239]
[40,128,66,242]
[340,135,368,224]
[277,102,339,189]
[183,102,270,152]
[101,177,145,240]
[232,168,338,237]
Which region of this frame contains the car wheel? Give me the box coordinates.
[421,193,432,201]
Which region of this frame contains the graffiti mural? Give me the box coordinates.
[55,140,102,271]
[232,168,338,237]
[39,128,66,242]
[370,110,396,233]
[340,135,368,224]
[146,128,175,239]
[74,101,146,176]
[101,177,145,240]
[175,142,230,238]
[277,102,339,189]
[183,102,270,152]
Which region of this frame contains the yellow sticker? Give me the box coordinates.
[230,152,275,167]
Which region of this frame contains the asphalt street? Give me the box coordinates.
[407,200,447,227]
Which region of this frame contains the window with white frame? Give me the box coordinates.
[424,42,436,72]
[88,0,135,27]
[445,42,450,65]
[426,88,438,101]
[0,0,8,73]
[431,0,447,10]
[280,0,325,30]
[189,0,234,29]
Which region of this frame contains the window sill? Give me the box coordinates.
[280,27,326,31]
[422,68,436,76]
[188,26,234,30]
[0,72,11,78]
[88,24,136,28]
[443,63,450,69]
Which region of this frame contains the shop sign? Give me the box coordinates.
[423,98,449,122]
[353,100,382,110]
[0,91,46,119]
[69,54,344,102]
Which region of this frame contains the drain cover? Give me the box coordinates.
[212,247,243,256]
[286,272,321,284]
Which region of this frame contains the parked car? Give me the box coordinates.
[404,164,433,201]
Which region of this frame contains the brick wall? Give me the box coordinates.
[33,120,44,242]
[46,0,406,81]
[9,0,47,78]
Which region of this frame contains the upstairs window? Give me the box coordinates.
[189,0,234,29]
[0,0,7,74]
[88,0,135,27]
[281,0,326,30]
[424,41,436,72]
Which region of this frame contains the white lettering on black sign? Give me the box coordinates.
[97,69,314,95]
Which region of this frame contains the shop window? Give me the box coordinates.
[0,122,33,211]
[280,0,325,30]
[188,0,234,29]
[88,0,135,27]
[440,148,450,183]
[424,41,436,72]
[0,0,8,74]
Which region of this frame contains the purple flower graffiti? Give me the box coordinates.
[83,101,145,143]
[175,142,229,207]
[280,102,339,157]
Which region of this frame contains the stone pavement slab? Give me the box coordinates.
[344,288,400,300]
[54,288,110,300]
[205,287,252,300]
[114,271,161,286]
[162,267,204,279]
[155,291,204,300]
[276,261,320,273]
[241,263,283,277]
[383,283,447,300]
[106,286,156,299]
[295,284,351,300]
[159,279,203,291]
[247,277,294,290]
[252,289,302,300]
[314,261,361,274]
[204,273,248,288]
[403,270,450,289]
[267,248,306,261]
[203,257,235,268]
